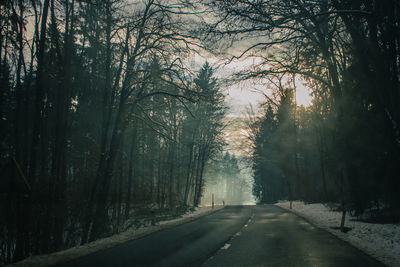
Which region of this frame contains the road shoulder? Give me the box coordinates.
[275,202,395,266]
[8,206,224,267]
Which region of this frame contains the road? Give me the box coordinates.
[54,205,384,267]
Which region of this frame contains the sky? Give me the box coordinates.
[224,78,313,116]
[188,53,312,117]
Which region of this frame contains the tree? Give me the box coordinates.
[0,1,228,264]
[203,0,400,230]
[182,62,226,207]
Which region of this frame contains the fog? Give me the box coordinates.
[201,153,255,206]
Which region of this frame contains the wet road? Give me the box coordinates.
[203,205,383,267]
[54,205,383,267]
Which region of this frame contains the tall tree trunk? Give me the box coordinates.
[89,94,129,241]
[14,0,50,261]
[168,141,176,208]
[50,0,75,251]
[183,142,194,206]
[116,150,123,229]
[125,126,137,219]
[81,13,128,244]
[194,149,207,207]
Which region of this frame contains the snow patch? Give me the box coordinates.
[221,243,231,250]
[276,201,400,267]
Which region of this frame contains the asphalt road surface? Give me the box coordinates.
[54,205,384,267]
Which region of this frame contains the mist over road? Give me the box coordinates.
[54,205,382,267]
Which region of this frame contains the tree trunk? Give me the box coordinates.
[183,143,194,206]
[14,0,50,261]
[89,97,129,241]
[125,126,137,219]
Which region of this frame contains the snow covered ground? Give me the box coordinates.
[276,201,400,266]
[8,205,224,267]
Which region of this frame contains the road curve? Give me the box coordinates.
[54,205,383,267]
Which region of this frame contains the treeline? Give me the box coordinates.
[0,0,225,264]
[251,85,326,205]
[204,0,400,227]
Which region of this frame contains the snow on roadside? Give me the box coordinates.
[276,201,400,267]
[8,205,224,267]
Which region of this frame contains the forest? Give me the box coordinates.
[0,1,229,264]
[234,0,400,230]
[1,0,400,265]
